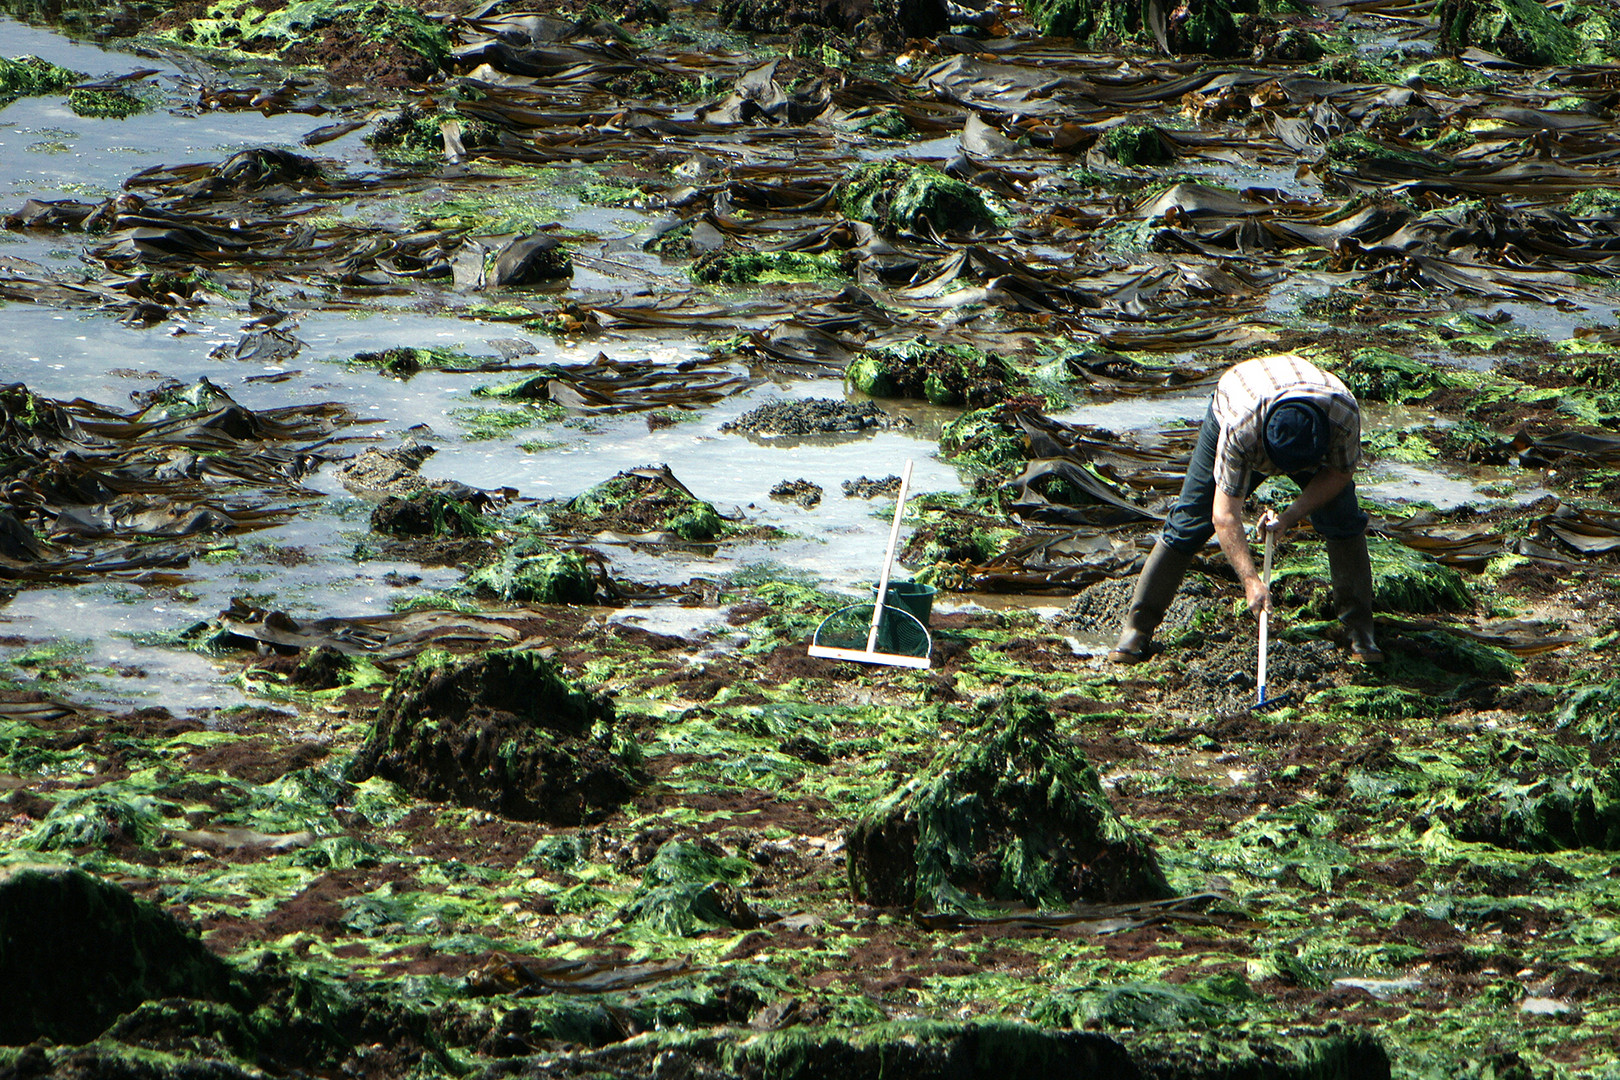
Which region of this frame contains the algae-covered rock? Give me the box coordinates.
[23,787,167,851]
[487,232,573,288]
[1102,123,1173,167]
[619,839,761,936]
[1024,0,1245,55]
[569,468,725,541]
[370,487,495,538]
[0,56,80,103]
[940,407,1028,477]
[466,542,598,604]
[352,647,637,823]
[1438,0,1580,66]
[162,0,451,81]
[719,0,947,36]
[1274,538,1470,614]
[67,88,149,118]
[0,867,244,1045]
[847,690,1173,910]
[840,162,997,236]
[1456,763,1620,852]
[848,338,1025,408]
[1330,347,1474,403]
[690,250,846,286]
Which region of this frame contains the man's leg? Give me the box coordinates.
[1304,475,1383,663]
[1109,408,1216,664]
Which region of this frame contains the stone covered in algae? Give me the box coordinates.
[840,162,998,236]
[1102,123,1173,167]
[0,867,245,1045]
[0,56,80,103]
[67,88,148,118]
[351,647,638,824]
[1438,0,1580,66]
[690,249,846,286]
[370,487,494,538]
[569,468,725,542]
[618,839,762,936]
[1273,537,1470,614]
[940,406,1029,477]
[847,689,1173,910]
[1022,0,1251,56]
[466,542,597,604]
[847,338,1025,408]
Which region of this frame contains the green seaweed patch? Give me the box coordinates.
[23,785,172,850]
[940,406,1028,478]
[1325,133,1449,172]
[847,689,1173,911]
[1455,760,1620,852]
[0,56,81,102]
[840,162,999,235]
[348,345,476,377]
[838,107,911,138]
[1437,0,1581,66]
[366,104,500,163]
[1326,347,1479,403]
[618,839,758,936]
[1030,972,1260,1030]
[1273,538,1469,614]
[1309,684,1434,721]
[1398,57,1496,90]
[848,338,1026,408]
[163,0,451,69]
[1566,188,1620,218]
[569,470,725,541]
[67,88,150,119]
[1102,124,1172,167]
[465,542,597,604]
[690,250,847,286]
[1557,682,1620,743]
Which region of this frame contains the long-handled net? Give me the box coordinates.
[810,603,931,667]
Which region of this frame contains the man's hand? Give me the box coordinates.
[1244,575,1272,617]
[1259,507,1291,539]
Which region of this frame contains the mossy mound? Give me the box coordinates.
[352,648,638,824]
[161,0,451,81]
[0,868,245,1045]
[847,339,1025,408]
[619,840,761,936]
[1438,0,1580,66]
[0,55,80,102]
[1455,763,1620,852]
[1565,188,1620,218]
[846,690,1173,911]
[366,104,501,161]
[67,88,148,118]
[1329,347,1475,404]
[690,250,846,286]
[1274,538,1469,614]
[370,488,495,538]
[1023,0,1246,55]
[1102,124,1173,167]
[940,407,1028,477]
[466,542,598,604]
[840,163,998,236]
[569,469,725,541]
[23,787,168,850]
[1557,681,1620,743]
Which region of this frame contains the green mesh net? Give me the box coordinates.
[812,603,931,660]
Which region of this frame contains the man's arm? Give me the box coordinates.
[1212,487,1269,615]
[1270,467,1353,536]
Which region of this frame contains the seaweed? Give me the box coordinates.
[840,162,998,235]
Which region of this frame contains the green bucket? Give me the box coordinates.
[874,580,936,629]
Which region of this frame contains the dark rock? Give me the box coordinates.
[0,867,244,1046]
[351,648,639,824]
[722,398,906,438]
[847,689,1173,909]
[487,232,573,288]
[290,646,353,690]
[769,479,823,508]
[370,485,494,538]
[842,475,902,498]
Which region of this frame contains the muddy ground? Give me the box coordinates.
[2,0,1620,1077]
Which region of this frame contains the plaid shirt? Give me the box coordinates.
[1212,355,1361,497]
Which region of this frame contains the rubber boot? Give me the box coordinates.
[1326,534,1385,663]
[1108,541,1196,664]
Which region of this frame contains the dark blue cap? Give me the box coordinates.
[1264,401,1328,473]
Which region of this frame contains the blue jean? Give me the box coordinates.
[1161,406,1368,554]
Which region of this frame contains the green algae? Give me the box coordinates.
[690,250,846,286]
[847,689,1171,911]
[840,162,998,235]
[0,55,79,102]
[23,785,169,850]
[619,839,757,936]
[1565,188,1620,218]
[465,543,596,604]
[1327,346,1478,403]
[67,88,149,118]
[940,407,1027,477]
[163,0,451,69]
[847,338,1025,408]
[1438,0,1581,66]
[569,471,725,541]
[348,345,476,377]
[1557,681,1620,742]
[1325,133,1447,171]
[1274,537,1469,614]
[1102,124,1172,167]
